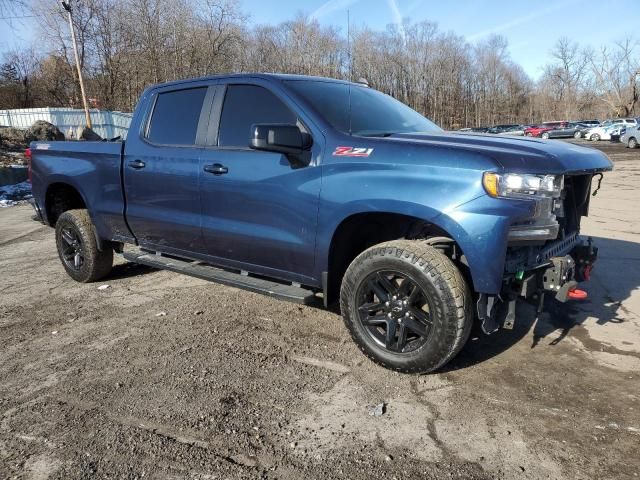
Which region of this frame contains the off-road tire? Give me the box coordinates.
[55,209,113,282]
[340,240,473,373]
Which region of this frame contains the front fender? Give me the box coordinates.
[432,195,535,294]
[316,191,535,295]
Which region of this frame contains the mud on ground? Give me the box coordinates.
[0,141,639,479]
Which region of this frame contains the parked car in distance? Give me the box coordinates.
[584,123,626,141]
[620,125,639,148]
[524,125,550,137]
[524,122,585,139]
[487,124,525,136]
[600,118,638,128]
[28,73,613,374]
[547,122,589,139]
[458,127,490,133]
[573,119,600,127]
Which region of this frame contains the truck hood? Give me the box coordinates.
[389,131,613,175]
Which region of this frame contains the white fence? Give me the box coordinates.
[0,107,132,140]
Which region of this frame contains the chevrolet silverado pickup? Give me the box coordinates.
[29,74,613,373]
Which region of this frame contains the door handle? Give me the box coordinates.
[203,163,228,175]
[128,160,146,169]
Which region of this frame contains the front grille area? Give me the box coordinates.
[505,173,593,274]
[557,174,592,233]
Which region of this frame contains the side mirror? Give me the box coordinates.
[250,124,312,155]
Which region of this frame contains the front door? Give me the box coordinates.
[198,83,322,284]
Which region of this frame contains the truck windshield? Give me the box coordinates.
[285,80,442,137]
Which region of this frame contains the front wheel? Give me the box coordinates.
[541,132,550,139]
[340,240,473,373]
[55,209,113,282]
[590,133,601,141]
[629,137,638,149]
[574,131,582,139]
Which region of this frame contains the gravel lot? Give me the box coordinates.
[1,140,639,479]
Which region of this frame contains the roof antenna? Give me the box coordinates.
[347,9,352,136]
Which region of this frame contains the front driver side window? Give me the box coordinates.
[217,84,297,148]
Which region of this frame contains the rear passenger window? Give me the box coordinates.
[218,85,296,147]
[147,87,207,145]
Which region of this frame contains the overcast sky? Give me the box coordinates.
[1,0,638,80]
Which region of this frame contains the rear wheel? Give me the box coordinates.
[590,133,600,141]
[629,137,638,149]
[340,240,472,373]
[55,209,113,282]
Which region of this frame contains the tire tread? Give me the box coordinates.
[340,240,473,374]
[55,209,113,282]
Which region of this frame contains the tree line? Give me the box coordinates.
[0,0,638,129]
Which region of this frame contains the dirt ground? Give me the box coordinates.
[1,140,639,479]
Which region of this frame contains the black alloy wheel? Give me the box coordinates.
[356,270,432,353]
[60,226,85,271]
[340,240,473,373]
[55,209,113,282]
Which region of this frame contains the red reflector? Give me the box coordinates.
[25,148,32,183]
[568,288,588,300]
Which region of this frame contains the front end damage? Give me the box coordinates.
[478,172,603,334]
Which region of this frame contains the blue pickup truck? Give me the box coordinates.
[29,74,612,373]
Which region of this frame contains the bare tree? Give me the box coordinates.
[587,38,640,117]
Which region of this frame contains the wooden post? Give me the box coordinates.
[62,1,92,129]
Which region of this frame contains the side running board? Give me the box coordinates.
[123,250,320,305]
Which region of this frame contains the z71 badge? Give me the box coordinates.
[332,146,374,157]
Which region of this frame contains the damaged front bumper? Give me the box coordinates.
[477,233,598,334]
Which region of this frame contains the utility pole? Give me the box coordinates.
[634,71,640,116]
[61,0,92,129]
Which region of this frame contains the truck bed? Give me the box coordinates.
[30,140,132,242]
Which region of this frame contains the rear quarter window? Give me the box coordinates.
[147,87,208,145]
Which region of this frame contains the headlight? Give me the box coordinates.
[483,172,563,198]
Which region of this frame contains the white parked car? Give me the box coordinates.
[600,118,638,128]
[585,123,625,141]
[620,125,640,148]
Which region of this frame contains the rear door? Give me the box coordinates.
[123,84,213,253]
[197,81,323,284]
